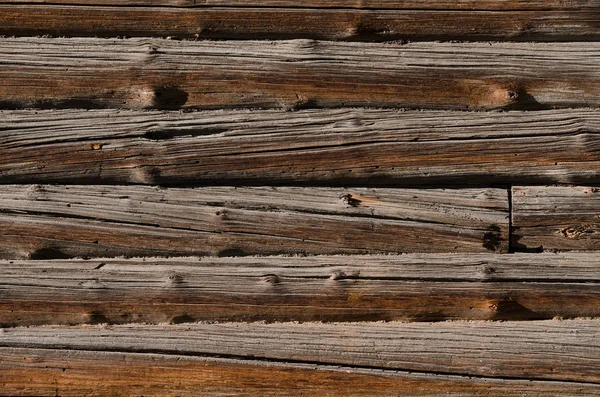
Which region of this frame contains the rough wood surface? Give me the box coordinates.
[2,5,599,41]
[0,39,599,110]
[5,348,600,397]
[2,109,600,186]
[2,320,599,383]
[512,186,600,251]
[2,253,600,325]
[0,185,509,259]
[3,347,600,397]
[3,0,597,9]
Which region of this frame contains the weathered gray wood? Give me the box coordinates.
[2,109,600,186]
[0,185,509,259]
[0,39,599,110]
[3,320,600,383]
[4,347,600,397]
[2,253,600,325]
[1,4,598,41]
[512,186,600,251]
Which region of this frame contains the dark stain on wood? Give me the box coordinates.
[482,225,503,251]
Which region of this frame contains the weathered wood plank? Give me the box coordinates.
[1,5,598,41]
[0,39,598,110]
[3,0,597,10]
[2,109,600,186]
[0,185,509,259]
[512,186,600,251]
[2,253,600,325]
[2,320,599,383]
[4,348,599,397]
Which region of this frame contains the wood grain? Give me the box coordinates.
[0,185,509,259]
[2,109,600,186]
[0,39,599,110]
[2,5,599,41]
[4,347,600,397]
[512,186,600,251]
[2,0,597,9]
[3,320,600,383]
[2,253,600,325]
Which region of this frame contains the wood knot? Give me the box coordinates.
[561,224,595,239]
[340,194,362,207]
[286,93,315,110]
[329,270,359,281]
[124,86,188,109]
[79,279,106,289]
[261,274,280,285]
[480,266,497,280]
[125,87,157,108]
[129,166,160,184]
[482,225,503,252]
[506,90,519,100]
[330,271,347,281]
[487,298,536,319]
[166,273,185,286]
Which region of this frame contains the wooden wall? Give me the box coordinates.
[1,1,600,395]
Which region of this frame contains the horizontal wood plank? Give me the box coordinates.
[2,0,597,10]
[4,348,600,397]
[1,5,599,41]
[0,185,509,259]
[2,320,599,383]
[0,39,599,110]
[2,109,600,186]
[2,253,600,325]
[512,186,600,251]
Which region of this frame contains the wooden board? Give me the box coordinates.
[2,253,600,325]
[3,320,600,383]
[5,347,600,397]
[512,186,600,251]
[2,109,600,186]
[3,347,600,397]
[0,185,509,259]
[3,0,597,9]
[0,39,599,110]
[2,5,599,41]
